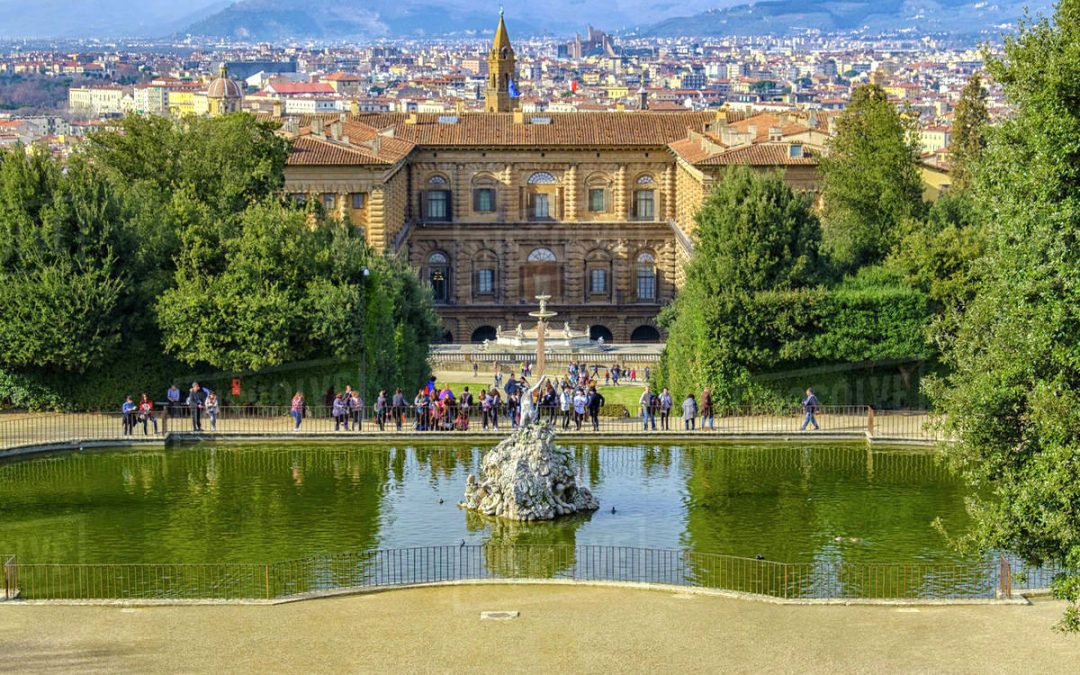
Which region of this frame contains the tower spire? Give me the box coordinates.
[485,9,517,113]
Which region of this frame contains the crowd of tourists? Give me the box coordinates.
[119,365,821,434]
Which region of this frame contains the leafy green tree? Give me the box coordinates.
[0,152,129,372]
[820,84,925,272]
[157,202,440,397]
[929,0,1080,631]
[887,191,985,350]
[659,167,823,403]
[948,73,990,191]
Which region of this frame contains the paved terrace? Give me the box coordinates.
[0,585,1076,673]
[0,407,937,456]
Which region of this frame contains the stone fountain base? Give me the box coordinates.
[460,424,599,521]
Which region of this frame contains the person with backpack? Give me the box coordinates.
[801,387,821,431]
[658,387,673,431]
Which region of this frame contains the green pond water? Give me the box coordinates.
[0,442,973,569]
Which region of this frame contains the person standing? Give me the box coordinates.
[639,387,657,431]
[414,389,429,431]
[459,387,473,430]
[801,387,820,431]
[392,388,405,431]
[573,389,587,430]
[121,396,137,435]
[138,393,157,435]
[187,383,205,431]
[560,385,573,431]
[290,392,304,431]
[700,387,715,431]
[205,392,219,432]
[375,390,388,431]
[507,391,520,430]
[587,386,605,431]
[658,387,673,431]
[333,394,347,431]
[682,393,697,431]
[349,390,364,431]
[166,384,181,417]
[472,362,479,379]
[644,366,651,382]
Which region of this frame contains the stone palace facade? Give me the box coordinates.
[281,13,829,344]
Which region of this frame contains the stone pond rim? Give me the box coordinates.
[460,423,600,521]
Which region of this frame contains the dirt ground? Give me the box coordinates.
[1,585,1077,674]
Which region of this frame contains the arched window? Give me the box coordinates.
[428,251,451,304]
[527,248,557,262]
[636,174,656,185]
[471,325,497,343]
[636,252,657,301]
[630,325,661,343]
[425,175,451,221]
[590,325,614,342]
[585,172,611,213]
[585,248,612,301]
[522,248,559,299]
[472,173,497,213]
[527,172,557,185]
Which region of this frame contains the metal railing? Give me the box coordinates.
[0,405,939,452]
[3,554,16,601]
[0,546,1056,602]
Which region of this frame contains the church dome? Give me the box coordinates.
[207,65,242,99]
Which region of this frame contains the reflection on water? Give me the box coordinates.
[0,443,971,571]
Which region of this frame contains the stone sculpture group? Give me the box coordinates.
[460,422,599,521]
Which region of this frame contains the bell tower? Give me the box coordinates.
[485,8,516,113]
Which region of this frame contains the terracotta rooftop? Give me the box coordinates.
[338,111,719,147]
[668,137,818,166]
[285,120,414,167]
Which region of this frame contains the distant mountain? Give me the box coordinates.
[180,0,740,40]
[641,0,1053,36]
[0,0,228,39]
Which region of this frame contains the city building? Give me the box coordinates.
[281,14,826,344]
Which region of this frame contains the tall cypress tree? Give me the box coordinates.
[820,84,925,272]
[948,73,989,191]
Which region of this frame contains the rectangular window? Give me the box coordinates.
[474,188,495,213]
[588,188,605,212]
[351,192,365,209]
[533,193,550,219]
[634,190,655,219]
[426,190,450,220]
[292,193,307,205]
[322,193,336,210]
[589,268,607,294]
[477,269,495,294]
[637,271,656,300]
